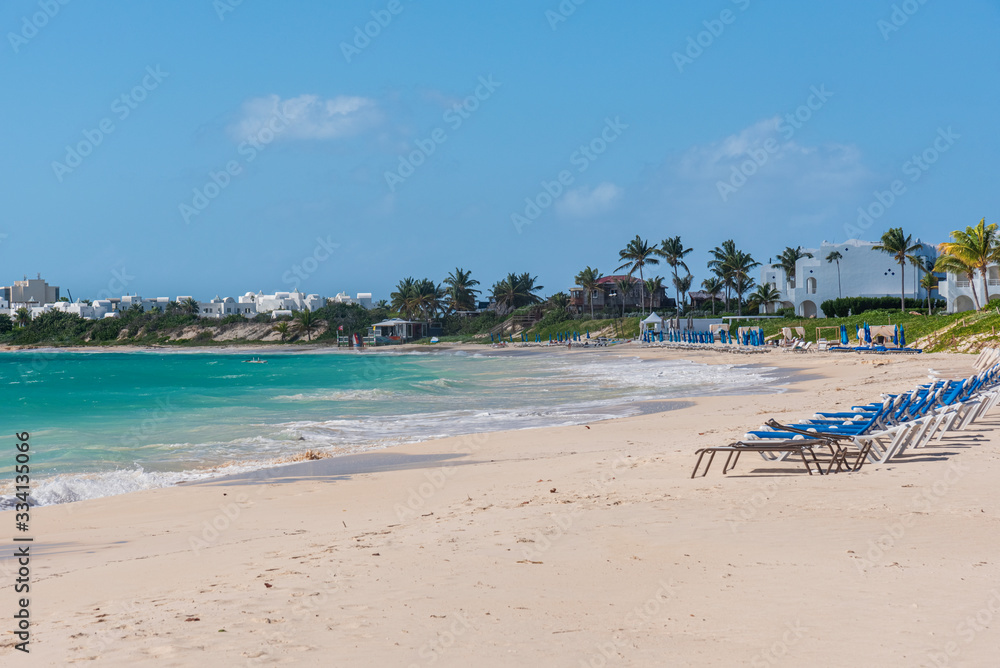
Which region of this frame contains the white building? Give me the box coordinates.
[938,265,1000,313]
[759,238,938,318]
[238,290,323,316]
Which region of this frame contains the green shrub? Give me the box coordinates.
[820,296,945,318]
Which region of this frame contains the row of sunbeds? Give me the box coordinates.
[692,349,1000,477]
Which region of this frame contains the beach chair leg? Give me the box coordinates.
[826,445,850,474]
[691,450,709,478]
[723,450,741,474]
[800,448,822,475]
[852,441,873,470]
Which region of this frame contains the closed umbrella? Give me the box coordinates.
[899,326,906,347]
[864,322,872,345]
[840,325,848,345]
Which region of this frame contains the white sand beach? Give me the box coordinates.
[7,348,1000,666]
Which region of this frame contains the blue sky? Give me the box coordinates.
[2,0,998,301]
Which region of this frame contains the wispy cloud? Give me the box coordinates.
[627,118,878,247]
[556,182,623,218]
[228,94,382,142]
[672,117,871,203]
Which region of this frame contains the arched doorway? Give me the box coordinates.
[806,277,817,294]
[954,295,975,313]
[801,300,817,318]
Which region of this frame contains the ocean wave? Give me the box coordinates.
[274,388,398,402]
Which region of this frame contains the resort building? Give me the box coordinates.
[569,275,673,314]
[938,265,1000,313]
[5,274,60,307]
[238,290,324,315]
[371,318,427,341]
[758,239,938,318]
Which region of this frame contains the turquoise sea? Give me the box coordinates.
[2,349,776,506]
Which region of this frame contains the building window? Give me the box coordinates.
[806,277,817,294]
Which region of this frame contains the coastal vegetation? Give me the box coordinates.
[5,222,1000,353]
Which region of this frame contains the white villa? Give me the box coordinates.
[938,265,1000,313]
[5,287,376,321]
[758,238,939,317]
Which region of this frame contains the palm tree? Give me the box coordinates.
[165,300,180,315]
[373,299,389,310]
[701,276,724,315]
[938,218,999,310]
[490,273,544,315]
[413,278,445,320]
[825,250,843,298]
[273,321,290,342]
[658,236,693,315]
[612,277,633,318]
[574,266,603,317]
[549,292,570,309]
[919,271,939,316]
[643,276,665,312]
[15,307,30,327]
[749,282,781,314]
[873,227,923,311]
[934,253,980,310]
[180,297,200,316]
[390,277,419,319]
[707,240,738,311]
[443,268,480,312]
[616,236,659,315]
[727,250,760,316]
[672,274,693,313]
[776,246,814,289]
[294,308,319,342]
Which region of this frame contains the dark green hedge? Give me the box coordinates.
[820,296,945,318]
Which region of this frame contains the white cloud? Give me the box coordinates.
[228,94,381,142]
[556,182,623,218]
[671,117,871,203]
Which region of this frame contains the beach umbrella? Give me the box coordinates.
[899,326,906,347]
[586,329,590,339]
[659,330,664,342]
[840,325,848,345]
[864,322,872,344]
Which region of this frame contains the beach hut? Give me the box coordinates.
[640,312,664,338]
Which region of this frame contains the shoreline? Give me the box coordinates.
[2,349,784,509]
[9,350,998,665]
